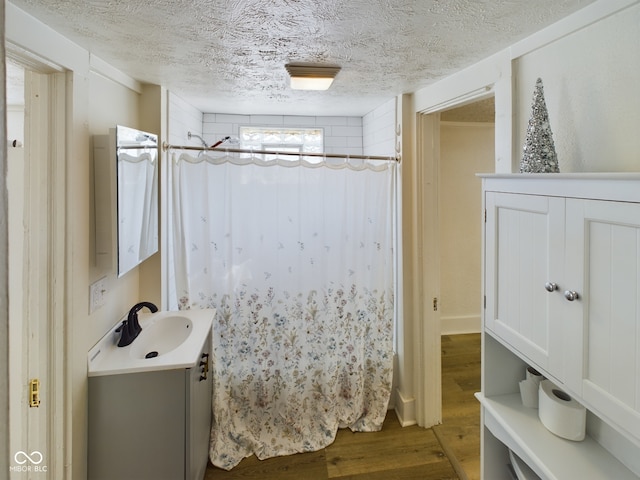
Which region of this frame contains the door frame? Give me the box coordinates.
[6,46,69,478]
[414,88,494,427]
[411,112,442,427]
[1,5,8,472]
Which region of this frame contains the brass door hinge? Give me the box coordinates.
[433,297,438,311]
[29,378,40,408]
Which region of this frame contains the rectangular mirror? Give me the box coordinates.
[115,125,159,276]
[93,126,159,277]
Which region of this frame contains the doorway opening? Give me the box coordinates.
[438,97,495,336]
[410,92,495,431]
[435,98,495,478]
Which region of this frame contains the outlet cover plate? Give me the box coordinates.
[90,277,107,313]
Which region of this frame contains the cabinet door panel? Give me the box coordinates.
[566,198,640,440]
[485,192,564,376]
[186,333,213,480]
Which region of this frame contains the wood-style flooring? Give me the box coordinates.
[437,333,481,480]
[205,334,480,480]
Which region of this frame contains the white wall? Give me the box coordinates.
[439,122,495,334]
[88,69,169,345]
[88,72,144,342]
[514,3,640,172]
[169,93,204,148]
[202,113,363,156]
[363,98,396,157]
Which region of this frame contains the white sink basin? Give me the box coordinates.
[88,309,214,377]
[130,315,193,359]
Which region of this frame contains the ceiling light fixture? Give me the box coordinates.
[285,64,341,91]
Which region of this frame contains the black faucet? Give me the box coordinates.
[117,301,158,347]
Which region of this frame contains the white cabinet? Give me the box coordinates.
[565,198,640,438]
[484,192,566,382]
[480,174,640,480]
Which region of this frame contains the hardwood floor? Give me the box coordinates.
[205,334,481,480]
[437,333,481,480]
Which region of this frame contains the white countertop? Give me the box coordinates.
[88,309,215,377]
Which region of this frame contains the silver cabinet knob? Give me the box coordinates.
[564,290,579,301]
[545,282,558,292]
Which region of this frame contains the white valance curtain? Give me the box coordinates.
[171,152,397,470]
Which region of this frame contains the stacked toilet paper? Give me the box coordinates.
[519,366,543,408]
[518,366,586,441]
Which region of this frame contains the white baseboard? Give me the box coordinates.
[394,388,417,427]
[440,314,481,335]
[387,353,399,410]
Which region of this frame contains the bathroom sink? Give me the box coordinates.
[88,309,214,377]
[129,315,193,359]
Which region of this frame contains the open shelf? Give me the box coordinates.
[477,392,639,480]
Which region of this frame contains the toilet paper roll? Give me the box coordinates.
[538,380,586,441]
[526,366,543,385]
[519,379,539,408]
[519,365,544,408]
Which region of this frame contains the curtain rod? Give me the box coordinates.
[161,142,399,163]
[117,145,158,150]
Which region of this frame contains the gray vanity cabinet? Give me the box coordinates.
[88,331,212,480]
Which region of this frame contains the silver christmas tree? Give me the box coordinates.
[520,78,559,173]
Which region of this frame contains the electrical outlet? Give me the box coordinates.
[90,277,107,314]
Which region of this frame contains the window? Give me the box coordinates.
[239,127,323,161]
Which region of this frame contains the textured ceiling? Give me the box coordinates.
[10,0,596,115]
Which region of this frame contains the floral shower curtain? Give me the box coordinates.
[171,152,397,470]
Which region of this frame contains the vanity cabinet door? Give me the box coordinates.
[185,332,213,480]
[565,198,640,441]
[485,192,566,380]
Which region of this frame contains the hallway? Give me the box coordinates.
[206,333,481,479]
